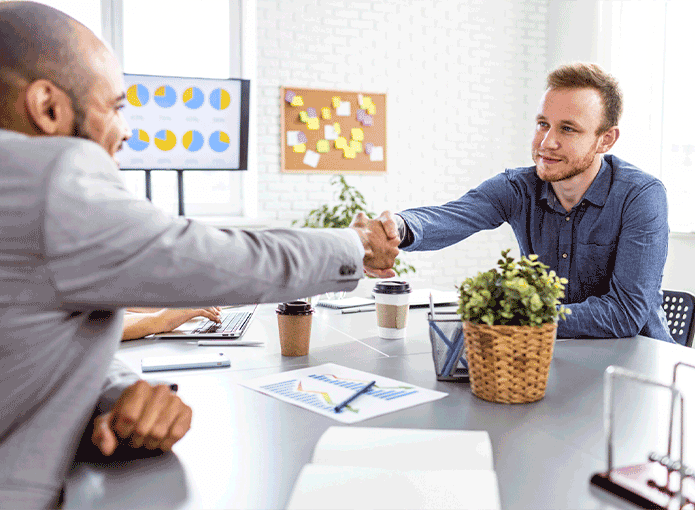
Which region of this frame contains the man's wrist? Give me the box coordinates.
[394,214,413,248]
[393,214,404,240]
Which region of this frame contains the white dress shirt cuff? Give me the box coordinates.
[345,227,365,259]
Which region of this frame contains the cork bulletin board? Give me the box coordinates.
[281,87,386,173]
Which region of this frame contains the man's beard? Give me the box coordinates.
[534,143,599,183]
[71,105,90,141]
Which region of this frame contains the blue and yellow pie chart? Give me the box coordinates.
[154,85,176,108]
[209,131,229,152]
[126,84,149,107]
[183,87,204,109]
[154,129,176,151]
[210,88,231,110]
[183,130,204,152]
[127,129,149,151]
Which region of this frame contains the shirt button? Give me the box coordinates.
[562,253,568,259]
[565,216,570,221]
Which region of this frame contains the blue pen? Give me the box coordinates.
[334,380,376,413]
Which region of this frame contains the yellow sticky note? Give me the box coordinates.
[351,128,364,142]
[291,95,304,107]
[331,96,341,109]
[367,104,376,115]
[321,107,332,120]
[349,140,363,153]
[307,117,319,130]
[343,147,356,159]
[317,139,330,153]
[362,96,373,109]
[333,122,341,135]
[335,136,347,149]
[299,111,308,123]
[293,143,306,153]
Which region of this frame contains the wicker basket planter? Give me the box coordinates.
[463,321,557,404]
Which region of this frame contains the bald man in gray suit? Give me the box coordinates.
[0,3,400,507]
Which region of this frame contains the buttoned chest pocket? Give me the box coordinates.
[576,241,616,292]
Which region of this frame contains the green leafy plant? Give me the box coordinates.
[293,175,416,277]
[457,249,570,327]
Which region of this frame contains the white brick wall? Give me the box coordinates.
[256,0,549,289]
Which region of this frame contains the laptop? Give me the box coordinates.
[151,304,258,340]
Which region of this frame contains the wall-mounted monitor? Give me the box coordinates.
[120,74,250,170]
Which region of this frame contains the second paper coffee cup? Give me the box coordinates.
[276,301,314,356]
[373,281,411,339]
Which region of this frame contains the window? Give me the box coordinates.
[35,0,253,220]
[118,0,247,218]
[601,0,695,233]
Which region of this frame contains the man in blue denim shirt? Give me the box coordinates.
[368,63,672,342]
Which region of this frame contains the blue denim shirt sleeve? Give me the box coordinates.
[558,180,669,339]
[398,172,515,251]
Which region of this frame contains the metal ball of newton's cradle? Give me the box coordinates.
[649,452,695,478]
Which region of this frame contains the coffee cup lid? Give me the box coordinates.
[276,301,314,315]
[373,280,411,295]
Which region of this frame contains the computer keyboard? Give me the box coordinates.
[192,311,252,335]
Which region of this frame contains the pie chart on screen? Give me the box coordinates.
[126,84,149,107]
[154,129,177,151]
[183,87,204,109]
[209,88,230,110]
[209,131,229,152]
[183,130,204,152]
[127,129,149,151]
[154,85,176,108]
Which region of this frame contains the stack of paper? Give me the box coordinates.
[286,427,501,510]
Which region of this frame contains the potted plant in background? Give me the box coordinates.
[457,249,570,403]
[293,175,416,277]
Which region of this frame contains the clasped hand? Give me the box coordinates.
[349,210,400,278]
[92,380,192,455]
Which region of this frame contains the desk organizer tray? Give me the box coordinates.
[428,311,469,382]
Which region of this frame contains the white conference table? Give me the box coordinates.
[65,298,695,510]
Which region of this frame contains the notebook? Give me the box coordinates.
[286,426,501,510]
[316,296,375,309]
[317,288,458,310]
[151,305,258,339]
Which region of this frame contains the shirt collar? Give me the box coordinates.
[540,157,611,211]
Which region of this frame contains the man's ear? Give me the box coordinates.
[24,79,75,135]
[597,126,620,154]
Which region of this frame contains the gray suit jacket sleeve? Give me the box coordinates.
[43,142,363,308]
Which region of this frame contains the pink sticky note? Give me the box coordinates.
[285,91,295,103]
[365,143,374,155]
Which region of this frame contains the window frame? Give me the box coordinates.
[101,0,258,221]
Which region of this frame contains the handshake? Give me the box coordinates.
[349,211,401,278]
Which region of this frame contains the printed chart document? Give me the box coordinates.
[240,363,447,423]
[286,426,501,510]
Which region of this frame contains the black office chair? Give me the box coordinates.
[662,290,695,347]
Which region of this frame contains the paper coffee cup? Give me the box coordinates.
[373,281,411,339]
[276,301,314,356]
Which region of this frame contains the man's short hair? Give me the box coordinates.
[546,62,623,134]
[0,2,94,127]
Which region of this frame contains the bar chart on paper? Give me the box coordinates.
[241,363,447,423]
